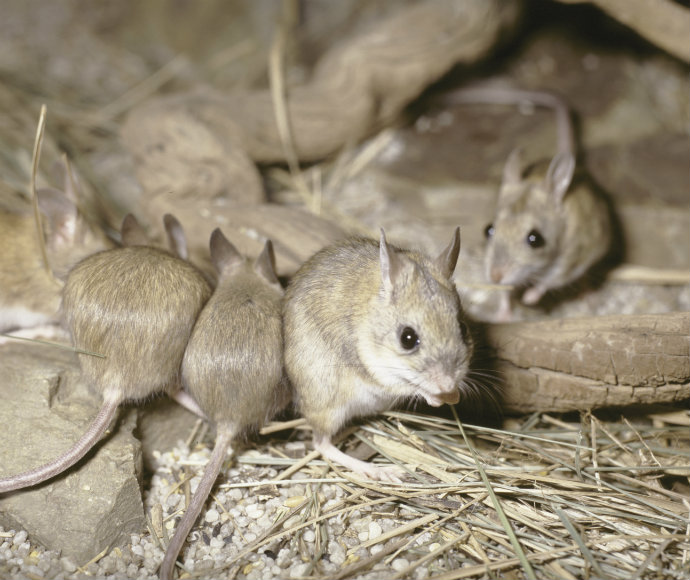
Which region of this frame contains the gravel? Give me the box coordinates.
[0,438,437,579]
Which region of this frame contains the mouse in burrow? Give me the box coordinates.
[0,214,212,494]
[282,228,474,482]
[483,147,612,320]
[158,228,289,580]
[441,86,612,320]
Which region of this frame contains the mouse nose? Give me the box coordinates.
[435,374,460,405]
[489,266,505,283]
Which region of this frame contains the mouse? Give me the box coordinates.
[440,85,612,319]
[0,215,212,494]
[0,157,112,338]
[282,228,473,482]
[158,228,289,580]
[483,147,612,319]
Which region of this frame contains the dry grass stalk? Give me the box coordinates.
[215,408,689,579]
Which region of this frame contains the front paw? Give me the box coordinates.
[521,286,545,305]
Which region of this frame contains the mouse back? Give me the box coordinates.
[0,208,63,331]
[182,229,286,430]
[62,245,212,402]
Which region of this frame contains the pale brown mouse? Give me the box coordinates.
[159,228,288,580]
[0,216,212,494]
[283,228,473,482]
[483,148,611,318]
[0,158,112,337]
[443,86,612,319]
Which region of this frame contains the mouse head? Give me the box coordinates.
[483,148,575,288]
[358,228,473,407]
[209,228,282,293]
[36,159,112,280]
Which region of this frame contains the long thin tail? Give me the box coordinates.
[159,426,234,580]
[442,86,575,159]
[0,397,120,494]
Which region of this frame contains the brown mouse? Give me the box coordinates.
[159,229,288,580]
[0,215,212,494]
[0,158,112,338]
[483,148,611,318]
[282,228,473,482]
[442,86,612,319]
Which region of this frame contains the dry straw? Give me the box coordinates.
[203,408,690,579]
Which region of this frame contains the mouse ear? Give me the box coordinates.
[253,240,280,286]
[501,147,524,187]
[35,186,79,249]
[545,152,575,204]
[209,228,244,274]
[435,227,460,279]
[379,228,404,292]
[120,213,149,247]
[163,214,188,260]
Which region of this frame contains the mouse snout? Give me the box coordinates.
[436,387,460,405]
[489,265,506,284]
[421,372,460,407]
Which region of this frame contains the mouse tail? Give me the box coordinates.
[159,425,235,580]
[0,397,120,494]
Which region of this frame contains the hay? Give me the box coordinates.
[213,409,689,579]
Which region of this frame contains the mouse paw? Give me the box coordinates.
[366,464,406,483]
[522,286,545,305]
[315,435,406,483]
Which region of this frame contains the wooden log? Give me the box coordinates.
[486,312,690,413]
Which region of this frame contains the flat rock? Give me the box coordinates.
[0,342,145,564]
[136,397,201,473]
[140,198,348,278]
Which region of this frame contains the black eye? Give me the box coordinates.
[400,326,420,350]
[484,223,495,239]
[526,229,545,248]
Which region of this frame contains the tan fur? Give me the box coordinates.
[486,156,612,304]
[62,246,211,401]
[0,204,111,332]
[160,232,287,579]
[283,232,472,440]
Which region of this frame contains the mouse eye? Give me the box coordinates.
[526,229,545,248]
[399,326,420,351]
[484,223,495,239]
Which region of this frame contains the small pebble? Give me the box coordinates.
[12,531,28,546]
[392,557,410,572]
[204,508,220,523]
[290,562,311,578]
[368,521,382,540]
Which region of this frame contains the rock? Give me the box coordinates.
[140,198,348,278]
[0,343,145,564]
[136,397,201,473]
